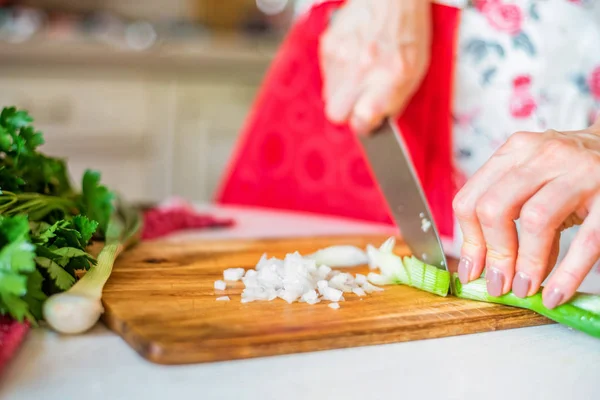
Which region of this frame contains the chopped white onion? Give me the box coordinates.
[354,273,367,285]
[306,245,368,267]
[301,289,319,303]
[217,239,401,307]
[223,268,245,281]
[216,296,230,301]
[322,286,343,302]
[317,280,329,292]
[366,244,379,270]
[328,302,340,310]
[214,280,226,290]
[367,272,394,286]
[362,281,384,293]
[328,273,354,292]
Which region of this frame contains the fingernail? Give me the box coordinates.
[458,257,472,284]
[486,268,505,297]
[512,272,531,298]
[543,287,563,309]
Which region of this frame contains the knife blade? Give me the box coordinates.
[359,118,448,271]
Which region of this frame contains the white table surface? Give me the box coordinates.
[3,205,600,400]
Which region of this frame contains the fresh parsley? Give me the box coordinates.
[0,106,132,323]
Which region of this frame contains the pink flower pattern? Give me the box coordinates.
[589,66,600,100]
[482,1,524,35]
[509,75,537,118]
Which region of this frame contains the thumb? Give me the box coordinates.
[349,84,388,135]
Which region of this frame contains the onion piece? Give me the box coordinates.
[362,281,384,293]
[223,268,245,281]
[214,280,226,290]
[367,245,409,284]
[216,296,230,301]
[367,272,394,286]
[379,237,396,253]
[354,273,367,285]
[321,286,343,302]
[306,245,368,267]
[328,302,340,310]
[301,290,319,303]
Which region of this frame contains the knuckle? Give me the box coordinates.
[475,195,503,228]
[505,131,535,150]
[540,137,572,158]
[578,152,600,176]
[557,267,583,286]
[486,248,514,262]
[516,252,546,274]
[462,236,484,249]
[520,203,550,234]
[452,192,473,220]
[579,227,600,253]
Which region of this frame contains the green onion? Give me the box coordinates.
[453,274,600,339]
[42,197,141,334]
[366,239,450,297]
[402,256,450,297]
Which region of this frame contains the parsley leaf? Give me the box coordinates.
[35,257,75,291]
[80,170,114,237]
[30,216,98,294]
[22,269,46,321]
[0,215,38,322]
[1,107,33,130]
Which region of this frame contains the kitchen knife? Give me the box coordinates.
[359,117,448,271]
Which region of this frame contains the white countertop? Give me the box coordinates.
[3,205,600,400]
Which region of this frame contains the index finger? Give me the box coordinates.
[452,132,539,284]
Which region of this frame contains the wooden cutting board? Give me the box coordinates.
[102,235,553,365]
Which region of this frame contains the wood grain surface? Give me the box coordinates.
[101,235,553,365]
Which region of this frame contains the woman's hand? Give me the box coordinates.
[453,119,600,309]
[319,0,431,135]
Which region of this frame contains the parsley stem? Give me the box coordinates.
[43,200,141,334]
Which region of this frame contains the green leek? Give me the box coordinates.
[366,240,450,297]
[453,273,600,339]
[42,197,141,334]
[402,256,451,297]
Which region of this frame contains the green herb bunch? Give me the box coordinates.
[0,106,140,323]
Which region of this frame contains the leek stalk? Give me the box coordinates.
[453,274,600,338]
[42,198,142,334]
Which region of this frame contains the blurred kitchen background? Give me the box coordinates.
[0,0,311,205]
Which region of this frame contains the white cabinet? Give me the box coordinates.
[172,80,258,201]
[0,59,263,204]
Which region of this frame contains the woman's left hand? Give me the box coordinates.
[453,119,600,309]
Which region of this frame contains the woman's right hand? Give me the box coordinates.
[319,0,431,135]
